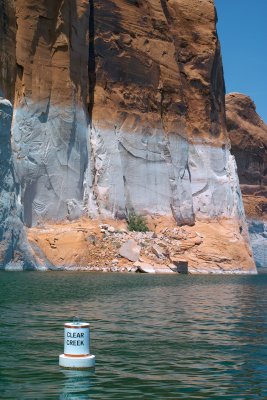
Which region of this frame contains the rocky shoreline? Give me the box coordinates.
[25,217,256,274]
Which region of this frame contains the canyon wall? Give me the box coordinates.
[9,0,245,226]
[84,0,244,227]
[0,0,256,272]
[7,0,242,226]
[226,93,267,267]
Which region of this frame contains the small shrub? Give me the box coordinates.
[128,212,148,232]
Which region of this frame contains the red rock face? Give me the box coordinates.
[92,0,226,142]
[0,0,244,223]
[14,0,89,113]
[226,93,267,187]
[226,93,267,219]
[0,0,233,228]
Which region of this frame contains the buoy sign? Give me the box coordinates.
[64,323,90,356]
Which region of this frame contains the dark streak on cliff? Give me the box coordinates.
[88,0,96,127]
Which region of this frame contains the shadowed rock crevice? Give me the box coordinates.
[0,0,16,100]
[160,0,173,24]
[0,0,8,34]
[210,43,226,137]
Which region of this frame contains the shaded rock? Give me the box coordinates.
[226,93,267,267]
[226,93,267,189]
[248,221,267,267]
[169,263,179,272]
[169,258,189,274]
[0,98,37,270]
[119,239,141,262]
[0,1,16,100]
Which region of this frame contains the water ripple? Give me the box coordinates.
[1,272,267,399]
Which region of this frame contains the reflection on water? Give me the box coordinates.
[60,370,95,400]
[1,272,267,399]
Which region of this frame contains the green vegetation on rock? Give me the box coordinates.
[128,212,148,232]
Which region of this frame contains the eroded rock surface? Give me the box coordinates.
[226,93,267,267]
[85,0,238,225]
[12,0,90,226]
[7,0,245,228]
[0,98,36,270]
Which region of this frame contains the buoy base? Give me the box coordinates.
[59,354,95,369]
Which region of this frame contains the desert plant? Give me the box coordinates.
[128,212,148,232]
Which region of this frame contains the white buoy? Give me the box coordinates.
[59,318,96,369]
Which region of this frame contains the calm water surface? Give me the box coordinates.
[1,272,267,399]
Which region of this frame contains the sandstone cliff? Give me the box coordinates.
[226,93,267,267]
[12,0,89,226]
[10,0,241,226]
[85,0,235,225]
[0,0,256,273]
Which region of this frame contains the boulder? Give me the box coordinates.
[119,240,141,262]
[153,264,176,274]
[135,262,155,274]
[135,261,175,274]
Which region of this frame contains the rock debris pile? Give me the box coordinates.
[28,217,255,274]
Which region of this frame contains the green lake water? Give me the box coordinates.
[1,272,267,399]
